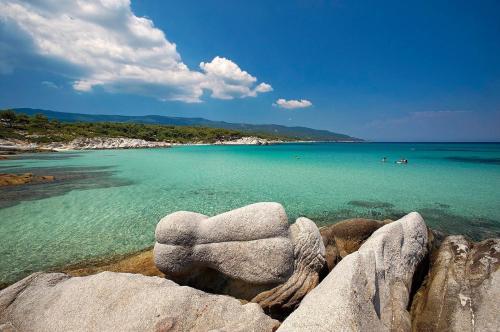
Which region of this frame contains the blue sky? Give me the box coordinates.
[1,0,499,141]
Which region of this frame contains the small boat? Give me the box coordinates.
[396,159,408,164]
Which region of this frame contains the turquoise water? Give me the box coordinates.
[1,143,500,284]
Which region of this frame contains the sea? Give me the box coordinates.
[1,142,499,284]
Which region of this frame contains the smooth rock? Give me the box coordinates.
[278,212,428,331]
[154,203,295,299]
[411,235,500,331]
[252,217,326,319]
[0,272,279,332]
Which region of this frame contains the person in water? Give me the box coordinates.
[381,157,388,162]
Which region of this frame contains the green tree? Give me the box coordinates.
[50,119,60,128]
[31,113,49,128]
[0,109,17,127]
[16,113,30,125]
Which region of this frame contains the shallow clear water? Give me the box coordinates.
[1,143,500,284]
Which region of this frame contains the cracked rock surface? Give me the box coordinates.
[411,235,500,332]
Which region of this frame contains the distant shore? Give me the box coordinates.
[0,136,360,158]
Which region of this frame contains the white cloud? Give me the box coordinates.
[255,82,273,93]
[41,80,59,89]
[273,98,312,109]
[0,0,272,103]
[199,57,273,99]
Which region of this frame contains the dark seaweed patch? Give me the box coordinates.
[0,166,133,209]
[348,200,394,209]
[418,208,500,241]
[10,152,84,161]
[435,203,451,209]
[445,157,500,165]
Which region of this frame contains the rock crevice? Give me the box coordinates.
[277,212,428,331]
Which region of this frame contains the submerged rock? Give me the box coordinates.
[0,272,279,332]
[0,173,55,187]
[411,235,500,331]
[278,212,428,331]
[64,248,164,279]
[154,203,326,317]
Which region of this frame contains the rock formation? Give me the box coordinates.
[411,235,500,331]
[154,203,295,299]
[154,203,326,316]
[2,203,499,331]
[0,137,171,151]
[0,272,279,332]
[214,136,275,145]
[0,139,39,152]
[319,218,390,272]
[278,212,428,331]
[252,217,326,319]
[50,137,172,150]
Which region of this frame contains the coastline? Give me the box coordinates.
[2,207,498,330]
[0,136,361,157]
[2,142,498,292]
[0,220,445,290]
[0,221,429,290]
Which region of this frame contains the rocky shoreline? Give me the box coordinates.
[0,202,498,331]
[0,136,285,156]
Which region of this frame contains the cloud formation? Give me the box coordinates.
[41,81,59,89]
[273,98,312,109]
[200,57,273,99]
[0,0,272,103]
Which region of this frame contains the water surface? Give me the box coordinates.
[1,143,499,284]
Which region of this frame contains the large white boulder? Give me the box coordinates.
[154,202,295,288]
[0,271,279,332]
[154,203,326,317]
[278,212,428,331]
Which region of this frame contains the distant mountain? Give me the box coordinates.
[11,108,362,141]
